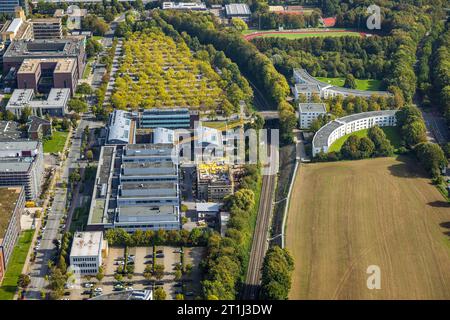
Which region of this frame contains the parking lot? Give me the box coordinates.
[65,245,205,300]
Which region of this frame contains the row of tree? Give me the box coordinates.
[105,227,211,247]
[396,105,448,179]
[341,126,395,160]
[157,10,296,142]
[201,164,261,300]
[260,246,294,300]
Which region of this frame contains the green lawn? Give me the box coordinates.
[0,230,34,300]
[43,131,69,153]
[202,120,242,130]
[328,126,402,153]
[82,61,92,79]
[316,77,382,91]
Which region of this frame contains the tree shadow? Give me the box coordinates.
[387,156,428,179]
[440,222,450,237]
[428,201,450,208]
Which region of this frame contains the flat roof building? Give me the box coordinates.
[0,186,25,283]
[2,38,85,82]
[298,103,327,129]
[107,110,136,145]
[293,69,392,100]
[31,18,63,40]
[312,110,398,156]
[225,3,251,20]
[140,108,191,129]
[0,140,44,200]
[162,2,207,10]
[69,231,107,275]
[6,88,70,118]
[197,162,234,202]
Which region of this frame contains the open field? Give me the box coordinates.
[286,157,450,299]
[244,29,365,40]
[43,131,68,154]
[328,126,402,153]
[315,77,382,91]
[0,230,34,300]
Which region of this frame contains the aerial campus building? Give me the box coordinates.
[69,231,108,275]
[162,2,207,10]
[298,103,327,129]
[2,38,85,93]
[87,143,181,232]
[6,88,70,117]
[225,3,252,21]
[0,186,25,283]
[0,140,44,200]
[312,110,398,157]
[293,69,392,101]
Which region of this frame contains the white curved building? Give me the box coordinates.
[312,110,398,156]
[293,69,392,100]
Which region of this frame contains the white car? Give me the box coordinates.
[83,283,94,288]
[94,287,103,293]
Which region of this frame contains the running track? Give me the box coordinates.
[243,29,368,41]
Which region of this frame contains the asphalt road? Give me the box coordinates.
[241,173,276,300]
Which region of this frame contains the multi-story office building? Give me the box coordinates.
[69,231,107,275]
[107,110,136,145]
[293,68,392,100]
[31,18,62,39]
[0,140,44,200]
[0,1,27,15]
[0,186,25,283]
[2,38,85,84]
[87,143,181,232]
[225,3,252,21]
[312,110,398,156]
[162,2,207,10]
[16,58,78,95]
[197,162,234,202]
[6,88,70,117]
[298,103,327,129]
[139,108,191,129]
[0,9,32,43]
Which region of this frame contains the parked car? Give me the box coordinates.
[83,283,94,288]
[94,288,103,293]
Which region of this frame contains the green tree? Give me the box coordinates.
[153,264,165,280]
[414,142,448,178]
[68,98,88,113]
[154,287,167,300]
[17,274,31,289]
[231,18,248,32]
[20,105,33,123]
[260,246,294,300]
[344,74,357,89]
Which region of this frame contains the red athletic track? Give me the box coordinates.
[243,29,368,41]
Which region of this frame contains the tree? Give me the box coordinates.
[86,38,103,58]
[175,293,185,300]
[341,135,361,159]
[414,142,448,178]
[344,74,357,89]
[231,18,248,32]
[68,98,88,113]
[86,150,94,161]
[174,269,182,281]
[76,83,94,96]
[17,274,31,289]
[260,246,294,300]
[20,105,33,123]
[154,287,166,300]
[96,267,104,282]
[153,264,165,280]
[358,137,375,158]
[143,264,152,282]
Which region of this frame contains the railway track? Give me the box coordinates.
[241,173,276,299]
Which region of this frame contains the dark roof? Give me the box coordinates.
[27,116,51,133]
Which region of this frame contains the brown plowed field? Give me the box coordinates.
[286,157,450,299]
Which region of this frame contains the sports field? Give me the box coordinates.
[286,157,450,299]
[315,77,382,91]
[328,126,402,153]
[244,29,365,40]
